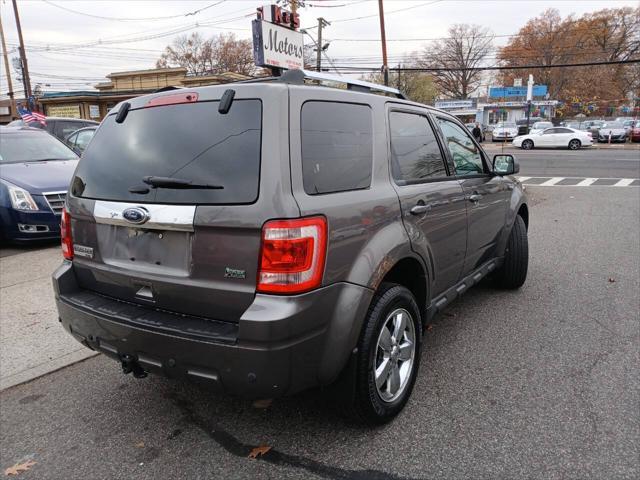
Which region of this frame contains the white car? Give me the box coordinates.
[513,127,593,150]
[492,122,519,142]
[529,121,553,135]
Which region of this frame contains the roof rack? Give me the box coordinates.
[279,69,406,99]
[235,69,405,99]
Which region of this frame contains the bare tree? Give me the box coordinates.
[418,24,494,99]
[157,32,256,76]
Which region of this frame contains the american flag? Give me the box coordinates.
[17,106,47,125]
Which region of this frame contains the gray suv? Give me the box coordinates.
[53,70,529,424]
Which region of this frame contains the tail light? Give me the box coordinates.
[257,216,327,294]
[61,208,73,260]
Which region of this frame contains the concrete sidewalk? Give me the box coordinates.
[0,246,97,390]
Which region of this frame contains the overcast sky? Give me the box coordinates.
[0,0,637,96]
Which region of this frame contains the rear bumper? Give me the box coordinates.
[53,261,373,399]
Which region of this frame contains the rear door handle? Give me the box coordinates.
[468,194,482,203]
[410,204,431,215]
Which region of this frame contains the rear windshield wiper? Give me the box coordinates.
[141,176,224,190]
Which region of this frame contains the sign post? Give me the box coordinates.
[525,74,534,133]
[253,5,304,76]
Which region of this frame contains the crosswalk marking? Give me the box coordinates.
[576,178,598,186]
[539,177,564,186]
[614,178,634,187]
[515,176,638,187]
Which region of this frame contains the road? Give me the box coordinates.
[483,143,640,179]
[1,183,638,479]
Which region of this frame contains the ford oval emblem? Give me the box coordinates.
[122,207,150,225]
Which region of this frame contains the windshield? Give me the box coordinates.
[602,122,623,128]
[72,99,262,205]
[533,122,552,129]
[0,131,77,164]
[496,123,516,128]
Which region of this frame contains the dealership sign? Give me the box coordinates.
[252,5,304,70]
[435,99,475,110]
[489,85,548,98]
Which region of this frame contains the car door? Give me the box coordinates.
[553,127,575,147]
[388,107,468,297]
[65,131,78,149]
[434,115,510,276]
[537,127,558,146]
[74,129,95,153]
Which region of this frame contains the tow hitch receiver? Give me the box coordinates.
[121,354,148,379]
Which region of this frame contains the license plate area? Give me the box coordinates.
[96,224,191,276]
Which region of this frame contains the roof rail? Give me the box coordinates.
[278,69,406,99]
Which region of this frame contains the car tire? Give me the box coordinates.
[521,139,534,150]
[494,215,528,289]
[343,282,422,425]
[568,139,581,150]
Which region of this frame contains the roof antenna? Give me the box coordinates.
[115,102,131,124]
[218,89,235,114]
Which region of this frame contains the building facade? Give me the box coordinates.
[37,67,250,122]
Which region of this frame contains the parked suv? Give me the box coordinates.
[53,70,529,424]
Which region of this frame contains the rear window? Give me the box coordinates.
[72,99,262,204]
[301,101,373,195]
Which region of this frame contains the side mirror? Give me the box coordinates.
[493,154,519,175]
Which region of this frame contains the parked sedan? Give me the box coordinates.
[7,117,98,143]
[64,126,97,155]
[513,127,593,150]
[630,121,640,143]
[529,121,553,135]
[597,122,627,143]
[0,127,78,243]
[492,122,519,141]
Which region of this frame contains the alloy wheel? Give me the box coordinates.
[569,139,580,150]
[374,308,416,403]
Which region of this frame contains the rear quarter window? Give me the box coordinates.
[301,101,373,195]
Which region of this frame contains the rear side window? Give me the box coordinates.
[301,101,372,195]
[72,99,262,204]
[389,111,448,184]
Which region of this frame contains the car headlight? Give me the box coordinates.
[1,180,39,211]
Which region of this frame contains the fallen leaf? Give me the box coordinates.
[608,277,615,283]
[426,324,434,331]
[248,445,271,459]
[135,441,145,448]
[4,460,36,476]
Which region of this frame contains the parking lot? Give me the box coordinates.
[1,149,638,479]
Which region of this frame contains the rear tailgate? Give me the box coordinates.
[67,85,297,322]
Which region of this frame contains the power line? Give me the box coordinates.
[327,58,640,72]
[41,0,227,22]
[303,0,443,28]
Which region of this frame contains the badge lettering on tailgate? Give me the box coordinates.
[224,267,246,279]
[74,245,94,259]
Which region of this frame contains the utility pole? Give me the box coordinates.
[316,17,330,72]
[377,0,389,86]
[0,13,17,118]
[11,0,32,102]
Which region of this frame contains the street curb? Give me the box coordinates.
[0,349,99,392]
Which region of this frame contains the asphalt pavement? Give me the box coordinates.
[1,184,638,479]
[483,143,640,179]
